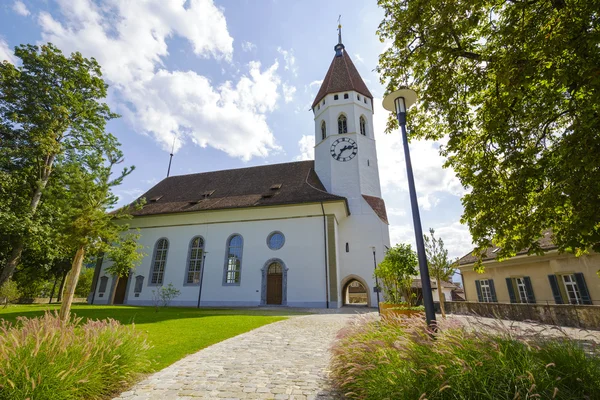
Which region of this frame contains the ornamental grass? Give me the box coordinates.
[0,312,151,400]
[330,315,600,400]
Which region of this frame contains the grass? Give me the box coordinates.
[330,314,600,400]
[0,304,295,370]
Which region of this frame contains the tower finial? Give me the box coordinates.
[334,15,345,57]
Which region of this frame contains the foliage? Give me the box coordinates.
[424,228,456,317]
[74,267,95,298]
[375,244,418,305]
[105,232,145,302]
[330,315,600,400]
[151,283,182,311]
[0,312,150,400]
[377,0,600,269]
[0,43,118,286]
[0,304,289,371]
[0,281,20,307]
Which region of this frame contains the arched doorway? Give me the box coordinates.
[341,276,370,307]
[261,259,288,306]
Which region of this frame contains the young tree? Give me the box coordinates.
[0,43,117,287]
[375,243,418,305]
[424,229,456,318]
[105,232,145,304]
[377,0,600,270]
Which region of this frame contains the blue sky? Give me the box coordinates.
[0,0,473,264]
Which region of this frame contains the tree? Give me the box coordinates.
[424,229,456,318]
[375,243,418,305]
[0,43,117,287]
[377,0,600,270]
[105,232,145,304]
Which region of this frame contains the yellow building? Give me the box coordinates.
[458,233,599,306]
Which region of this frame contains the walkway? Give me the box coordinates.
[117,313,366,400]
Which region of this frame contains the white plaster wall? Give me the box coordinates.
[93,213,331,308]
[432,287,454,302]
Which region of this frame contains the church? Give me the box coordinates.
[90,33,391,309]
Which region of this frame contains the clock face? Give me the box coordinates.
[330,137,358,162]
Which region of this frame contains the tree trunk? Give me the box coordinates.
[48,275,59,304]
[437,277,446,318]
[108,275,119,305]
[59,246,85,322]
[57,270,68,302]
[0,154,56,288]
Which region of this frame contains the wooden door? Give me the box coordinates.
[113,275,129,304]
[266,262,283,305]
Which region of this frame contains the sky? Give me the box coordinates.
[0,0,474,268]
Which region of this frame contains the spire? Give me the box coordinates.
[335,15,345,57]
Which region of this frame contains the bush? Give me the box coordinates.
[0,312,151,399]
[0,281,20,307]
[151,283,181,311]
[74,267,95,298]
[330,315,600,399]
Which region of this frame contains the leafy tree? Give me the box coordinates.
[0,43,117,287]
[0,280,20,307]
[377,0,600,270]
[424,228,456,317]
[375,244,418,305]
[105,232,145,304]
[74,266,95,299]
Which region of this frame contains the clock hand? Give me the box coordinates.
[336,145,352,160]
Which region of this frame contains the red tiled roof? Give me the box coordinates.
[311,49,373,109]
[362,195,388,224]
[127,161,348,217]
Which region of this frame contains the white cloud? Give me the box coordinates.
[241,41,256,52]
[12,0,30,16]
[309,80,322,88]
[295,135,314,161]
[0,38,15,64]
[38,0,285,160]
[387,208,406,217]
[282,83,296,103]
[277,46,297,76]
[354,53,364,63]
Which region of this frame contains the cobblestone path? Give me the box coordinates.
[117,313,361,400]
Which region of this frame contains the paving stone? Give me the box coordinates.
[114,313,371,399]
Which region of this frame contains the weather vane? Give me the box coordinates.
[337,15,342,44]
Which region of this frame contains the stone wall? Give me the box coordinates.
[443,301,600,330]
[18,297,88,304]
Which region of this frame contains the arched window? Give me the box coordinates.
[338,114,348,134]
[360,116,367,136]
[150,238,169,285]
[321,120,326,140]
[186,236,205,284]
[224,234,243,284]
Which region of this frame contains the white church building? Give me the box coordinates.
[90,35,391,308]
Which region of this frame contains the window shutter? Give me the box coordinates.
[574,273,592,305]
[506,278,517,303]
[523,276,536,304]
[489,279,498,302]
[548,275,564,304]
[475,280,483,302]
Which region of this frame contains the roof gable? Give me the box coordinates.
[312,50,373,108]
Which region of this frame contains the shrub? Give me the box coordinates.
[0,312,151,399]
[151,283,181,311]
[0,281,20,307]
[330,315,600,400]
[74,267,95,298]
[374,244,418,305]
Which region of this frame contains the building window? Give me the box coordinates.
[562,274,582,304]
[334,94,339,100]
[364,98,367,104]
[321,120,326,140]
[267,231,285,250]
[344,93,349,99]
[150,238,169,285]
[360,116,367,136]
[357,94,361,100]
[322,99,325,105]
[476,279,496,303]
[507,276,535,303]
[515,277,529,303]
[317,104,320,110]
[346,242,349,252]
[186,236,205,284]
[338,114,348,134]
[224,234,243,284]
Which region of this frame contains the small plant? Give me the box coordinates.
[152,283,181,311]
[0,280,20,308]
[330,315,600,399]
[374,243,418,305]
[0,312,151,399]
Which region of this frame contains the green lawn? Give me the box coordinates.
[0,304,298,370]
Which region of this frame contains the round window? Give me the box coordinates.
[267,232,285,250]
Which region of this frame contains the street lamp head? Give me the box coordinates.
[382,87,418,114]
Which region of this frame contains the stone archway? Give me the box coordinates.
[340,275,371,307]
[260,259,288,306]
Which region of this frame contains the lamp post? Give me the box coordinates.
[383,88,436,327]
[197,251,208,308]
[371,246,381,314]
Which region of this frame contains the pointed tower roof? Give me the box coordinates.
[311,32,373,109]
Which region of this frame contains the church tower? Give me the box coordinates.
[312,27,383,215]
